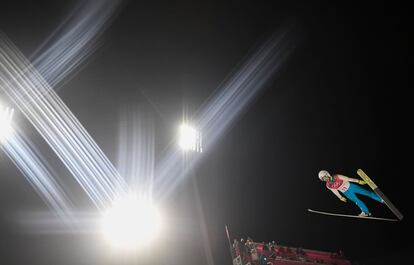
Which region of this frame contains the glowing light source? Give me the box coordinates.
[101,196,162,249]
[154,27,296,201]
[0,105,14,141]
[178,123,202,152]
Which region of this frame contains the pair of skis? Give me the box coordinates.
[308,169,403,222]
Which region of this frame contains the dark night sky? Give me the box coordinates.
[0,1,411,265]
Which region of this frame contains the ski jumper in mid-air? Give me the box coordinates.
[318,170,384,217]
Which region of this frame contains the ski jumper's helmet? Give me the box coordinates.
[318,170,330,181]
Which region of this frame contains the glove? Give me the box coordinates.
[340,197,347,203]
[358,180,367,185]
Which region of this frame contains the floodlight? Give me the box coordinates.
[178,123,202,152]
[101,196,162,249]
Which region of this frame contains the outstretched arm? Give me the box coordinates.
[337,174,366,185]
[328,188,347,202]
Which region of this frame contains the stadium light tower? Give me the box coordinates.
[178,123,202,153]
[101,195,163,250]
[0,104,14,141]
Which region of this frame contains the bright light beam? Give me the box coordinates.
[0,36,126,209]
[110,110,162,250]
[117,108,154,197]
[1,0,125,216]
[1,127,74,221]
[32,0,123,89]
[1,103,73,222]
[154,25,299,201]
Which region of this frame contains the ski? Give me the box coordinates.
[357,169,403,220]
[307,209,399,221]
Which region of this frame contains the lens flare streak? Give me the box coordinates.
[32,0,123,89]
[0,36,125,209]
[155,27,298,200]
[117,109,154,197]
[1,129,73,218]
